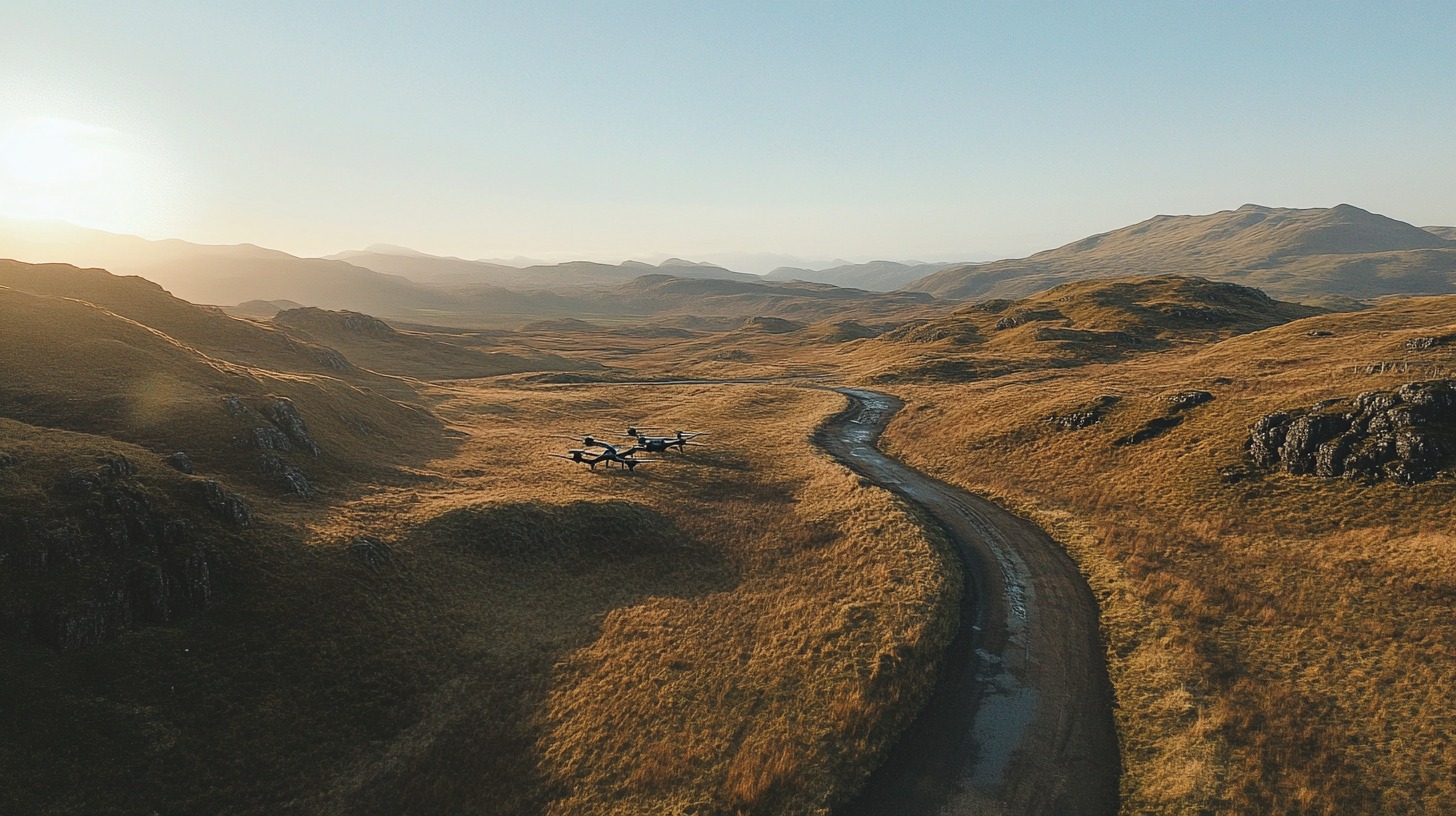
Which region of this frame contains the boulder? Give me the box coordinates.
[264,398,320,456]
[1166,390,1214,412]
[166,451,194,474]
[1246,379,1456,483]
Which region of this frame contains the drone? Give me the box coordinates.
[550,435,650,471]
[609,427,707,454]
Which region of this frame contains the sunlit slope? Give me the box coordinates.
[0,260,410,388]
[0,282,438,491]
[852,274,1321,383]
[0,218,456,314]
[909,204,1456,305]
[271,306,594,380]
[881,294,1456,813]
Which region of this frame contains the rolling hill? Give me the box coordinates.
[0,265,955,813]
[879,292,1456,813]
[908,204,1456,306]
[857,274,1321,383]
[0,218,453,315]
[271,306,592,380]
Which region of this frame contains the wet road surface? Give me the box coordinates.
[818,389,1119,816]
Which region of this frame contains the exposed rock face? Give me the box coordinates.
[263,399,320,456]
[0,456,225,650]
[1047,395,1122,430]
[193,480,252,527]
[166,451,194,474]
[1405,333,1455,352]
[994,307,1064,331]
[1166,390,1214,411]
[222,395,321,493]
[261,453,312,496]
[1247,380,1456,484]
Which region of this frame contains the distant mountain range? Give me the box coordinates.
[0,220,937,326]
[906,204,1456,307]
[764,260,957,291]
[327,245,760,288]
[6,205,1455,322]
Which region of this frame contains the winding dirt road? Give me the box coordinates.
[818,389,1120,816]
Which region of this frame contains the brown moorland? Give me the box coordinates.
[0,260,959,814]
[873,294,1456,814]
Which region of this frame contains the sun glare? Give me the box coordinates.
[0,116,180,234]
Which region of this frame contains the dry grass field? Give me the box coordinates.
[875,295,1456,814]
[9,250,1456,814]
[0,259,960,814]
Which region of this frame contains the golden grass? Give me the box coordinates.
[874,295,1456,813]
[0,372,958,814]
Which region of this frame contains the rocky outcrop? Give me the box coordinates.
[1405,333,1456,352]
[1046,395,1121,430]
[263,398,320,456]
[1109,390,1213,446]
[261,453,312,496]
[222,395,322,493]
[0,455,228,650]
[193,480,252,526]
[1247,380,1456,484]
[1166,390,1214,411]
[166,451,194,474]
[225,395,321,457]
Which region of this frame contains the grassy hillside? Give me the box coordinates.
[908,204,1456,306]
[1,259,960,813]
[0,382,958,815]
[270,306,593,380]
[0,260,412,391]
[850,275,1321,384]
[876,294,1456,814]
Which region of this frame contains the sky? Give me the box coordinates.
[1,1,1453,270]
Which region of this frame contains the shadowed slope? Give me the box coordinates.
[0,282,439,493]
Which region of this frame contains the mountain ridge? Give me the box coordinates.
[907,204,1456,306]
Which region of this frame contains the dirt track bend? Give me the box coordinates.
[819,388,1120,816]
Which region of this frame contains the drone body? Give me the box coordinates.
[550,426,705,471]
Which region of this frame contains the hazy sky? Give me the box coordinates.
[2,1,1453,267]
